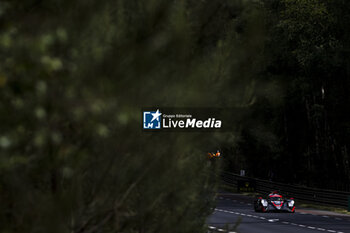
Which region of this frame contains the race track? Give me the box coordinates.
[207,192,350,233]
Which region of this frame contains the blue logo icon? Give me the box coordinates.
[143,109,162,129]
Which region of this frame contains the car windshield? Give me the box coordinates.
[269,197,283,201]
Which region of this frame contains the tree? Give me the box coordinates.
[231,0,350,189]
[0,0,265,232]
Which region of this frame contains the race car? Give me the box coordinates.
[254,191,295,213]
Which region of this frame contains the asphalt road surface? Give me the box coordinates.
[207,192,350,233]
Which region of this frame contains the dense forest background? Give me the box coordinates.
[0,0,349,232]
[223,0,350,192]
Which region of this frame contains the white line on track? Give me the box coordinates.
[207,225,236,233]
[213,208,344,233]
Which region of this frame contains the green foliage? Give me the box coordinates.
[0,0,266,232]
